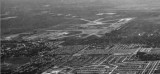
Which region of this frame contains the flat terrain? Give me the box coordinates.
[1,0,160,74]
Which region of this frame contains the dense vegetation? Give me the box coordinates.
[136,52,160,61]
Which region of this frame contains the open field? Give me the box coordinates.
[3,16,134,40]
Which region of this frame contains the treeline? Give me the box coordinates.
[62,29,160,48]
[136,52,160,61]
[1,40,54,61]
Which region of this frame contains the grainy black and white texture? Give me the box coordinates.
[1,0,160,74]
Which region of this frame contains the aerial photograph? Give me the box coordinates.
[1,0,160,74]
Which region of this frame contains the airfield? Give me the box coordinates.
[1,1,160,74]
[3,12,134,40]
